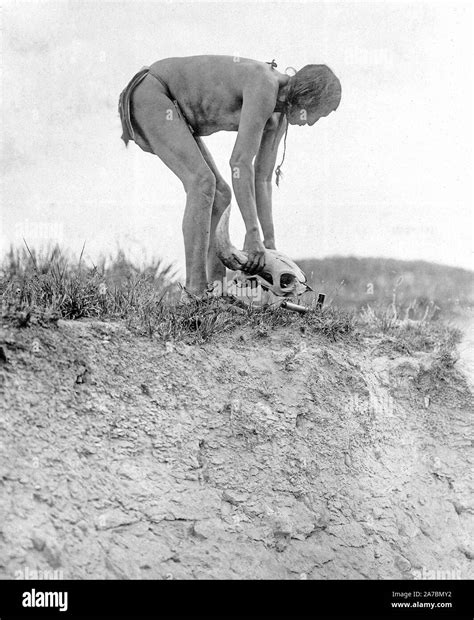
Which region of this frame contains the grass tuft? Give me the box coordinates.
[1,245,468,348]
[1,245,177,324]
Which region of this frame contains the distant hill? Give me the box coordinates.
[297,256,474,314]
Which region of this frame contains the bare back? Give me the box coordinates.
[149,55,289,136]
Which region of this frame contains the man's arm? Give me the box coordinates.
[229,69,278,274]
[254,114,287,250]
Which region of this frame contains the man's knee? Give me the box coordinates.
[187,169,216,204]
[214,181,232,212]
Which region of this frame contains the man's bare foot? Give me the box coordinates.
[178,283,224,304]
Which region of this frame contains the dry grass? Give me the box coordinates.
[122,295,357,343]
[1,245,177,322]
[1,245,356,343]
[0,246,464,353]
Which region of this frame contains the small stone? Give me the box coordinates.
[140,383,152,397]
[395,555,411,573]
[459,545,474,560]
[75,367,88,384]
[273,518,292,537]
[373,507,383,519]
[452,500,466,515]
[190,522,207,541]
[0,346,8,364]
[275,537,289,552]
[95,508,137,530]
[32,535,45,551]
[222,490,248,505]
[192,519,223,541]
[44,540,62,568]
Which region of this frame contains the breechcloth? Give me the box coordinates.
[118,66,195,146]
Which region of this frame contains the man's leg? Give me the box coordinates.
[131,76,215,294]
[195,137,231,285]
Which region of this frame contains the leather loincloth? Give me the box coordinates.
[118,66,195,147]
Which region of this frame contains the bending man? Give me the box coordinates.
[119,55,341,295]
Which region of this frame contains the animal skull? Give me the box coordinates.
[215,205,312,298]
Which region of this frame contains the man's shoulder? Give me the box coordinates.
[238,62,281,97]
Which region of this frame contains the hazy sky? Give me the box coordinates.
[1,0,472,275]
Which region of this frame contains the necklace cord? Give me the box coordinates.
[266,60,292,185]
[275,74,293,187]
[275,119,289,187]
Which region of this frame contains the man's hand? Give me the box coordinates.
[243,234,266,274]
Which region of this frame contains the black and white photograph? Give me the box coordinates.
[0,0,472,614]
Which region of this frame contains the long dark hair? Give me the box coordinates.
[287,64,341,113]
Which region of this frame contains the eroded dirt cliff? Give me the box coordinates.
[0,318,472,579]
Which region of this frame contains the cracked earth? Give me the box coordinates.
[0,318,472,579]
